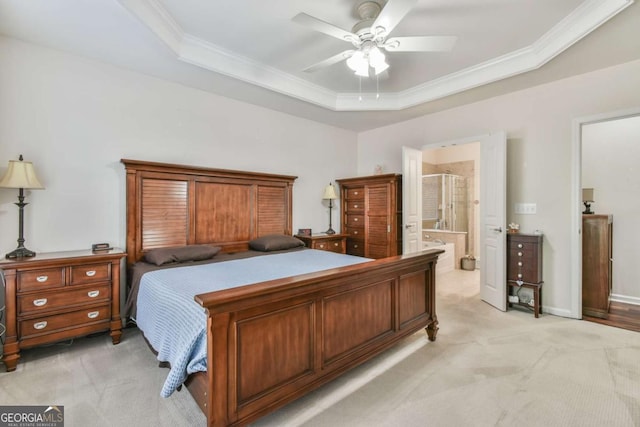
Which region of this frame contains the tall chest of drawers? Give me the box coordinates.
[1,249,125,371]
[336,174,402,259]
[506,234,543,317]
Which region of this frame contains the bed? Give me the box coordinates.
[122,159,442,427]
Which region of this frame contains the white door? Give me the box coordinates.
[402,146,422,254]
[479,131,507,310]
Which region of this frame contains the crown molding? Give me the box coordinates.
[118,0,633,112]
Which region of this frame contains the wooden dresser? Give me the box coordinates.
[295,234,346,254]
[506,233,543,317]
[582,214,613,319]
[1,249,125,371]
[336,174,402,259]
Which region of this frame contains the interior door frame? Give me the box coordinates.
[421,132,506,310]
[570,106,640,319]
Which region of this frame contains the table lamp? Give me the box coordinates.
[0,155,45,258]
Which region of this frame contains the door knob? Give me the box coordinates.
[492,227,503,233]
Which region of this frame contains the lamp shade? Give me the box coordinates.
[0,157,44,189]
[323,183,337,200]
[582,188,594,202]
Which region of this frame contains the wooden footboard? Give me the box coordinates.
[192,249,441,427]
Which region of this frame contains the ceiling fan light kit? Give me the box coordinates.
[346,43,389,76]
[293,0,456,78]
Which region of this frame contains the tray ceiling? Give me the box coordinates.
[0,0,637,130]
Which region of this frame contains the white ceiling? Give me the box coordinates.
[0,0,639,131]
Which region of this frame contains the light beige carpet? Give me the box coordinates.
[1,269,639,426]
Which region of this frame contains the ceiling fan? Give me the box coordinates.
[293,0,457,77]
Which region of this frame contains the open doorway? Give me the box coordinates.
[421,142,480,278]
[574,111,640,331]
[405,132,506,310]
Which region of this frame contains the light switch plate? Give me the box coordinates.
[514,203,537,214]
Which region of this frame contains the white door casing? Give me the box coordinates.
[479,131,507,310]
[402,146,422,254]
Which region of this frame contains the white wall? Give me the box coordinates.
[582,115,640,303]
[357,59,640,316]
[0,36,358,256]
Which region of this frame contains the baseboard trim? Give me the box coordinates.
[542,306,576,319]
[610,294,640,306]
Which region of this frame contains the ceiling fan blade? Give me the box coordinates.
[371,0,418,37]
[384,36,457,52]
[303,50,355,73]
[292,13,359,43]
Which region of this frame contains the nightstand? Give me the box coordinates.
[295,234,347,254]
[507,234,543,317]
[0,249,126,371]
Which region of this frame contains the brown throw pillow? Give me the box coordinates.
[249,235,305,252]
[144,245,221,266]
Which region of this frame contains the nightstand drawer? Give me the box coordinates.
[17,268,65,292]
[19,303,111,339]
[313,239,344,253]
[18,284,111,315]
[70,263,110,285]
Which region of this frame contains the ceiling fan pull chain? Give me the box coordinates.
[376,74,380,100]
[359,76,363,102]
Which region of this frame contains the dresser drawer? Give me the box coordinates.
[70,263,111,285]
[17,268,65,292]
[345,188,364,200]
[345,200,364,212]
[345,215,364,227]
[19,303,111,339]
[344,226,364,238]
[346,238,365,256]
[18,284,111,315]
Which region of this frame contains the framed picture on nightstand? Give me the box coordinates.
[297,228,312,236]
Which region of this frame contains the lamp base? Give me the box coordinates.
[5,246,36,259]
[583,202,594,215]
[325,228,336,235]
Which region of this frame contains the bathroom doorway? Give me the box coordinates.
[414,132,506,310]
[422,142,480,281]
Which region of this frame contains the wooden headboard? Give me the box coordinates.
[121,159,297,266]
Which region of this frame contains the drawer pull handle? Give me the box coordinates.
[33,298,48,307]
[34,321,48,330]
[85,270,97,277]
[319,244,325,248]
[354,218,358,222]
[518,252,522,257]
[517,273,523,278]
[87,311,100,319]
[354,191,359,195]
[334,242,338,246]
[354,230,358,235]
[518,262,522,267]
[354,244,358,248]
[87,290,100,298]
[36,275,48,283]
[354,204,359,208]
[518,244,523,248]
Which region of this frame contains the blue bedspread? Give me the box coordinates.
[136,249,371,397]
